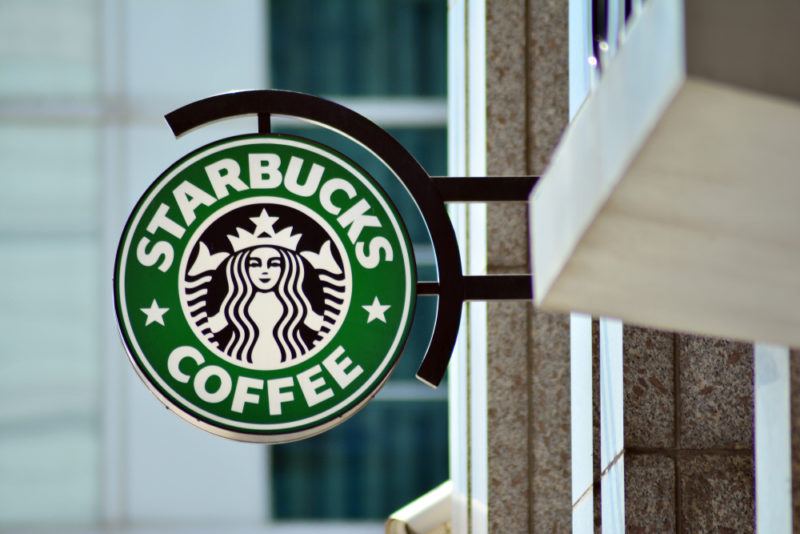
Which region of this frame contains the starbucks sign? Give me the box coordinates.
[114,134,416,442]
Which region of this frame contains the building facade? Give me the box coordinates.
[445,0,800,532]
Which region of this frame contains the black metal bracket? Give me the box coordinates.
[417,276,532,300]
[431,177,537,202]
[165,90,535,389]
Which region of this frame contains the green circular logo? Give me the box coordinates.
[114,134,416,442]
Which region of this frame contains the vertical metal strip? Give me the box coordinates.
[599,317,625,534]
[569,2,596,530]
[446,1,470,532]
[571,313,595,533]
[754,343,792,533]
[466,0,488,531]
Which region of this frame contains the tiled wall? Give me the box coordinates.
[623,328,754,532]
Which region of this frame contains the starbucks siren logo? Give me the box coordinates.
[114,135,415,442]
[180,200,351,370]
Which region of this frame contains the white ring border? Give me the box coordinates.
[118,137,413,439]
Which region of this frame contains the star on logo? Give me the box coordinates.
[141,299,169,326]
[362,296,390,324]
[250,208,279,236]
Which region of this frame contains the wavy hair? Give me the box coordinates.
[219,246,315,364]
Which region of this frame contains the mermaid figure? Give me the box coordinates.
[206,245,324,368]
[183,208,348,370]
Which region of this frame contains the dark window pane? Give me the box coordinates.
[270,0,446,96]
[271,400,448,519]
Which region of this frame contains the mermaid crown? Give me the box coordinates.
[187,207,341,277]
[227,208,302,252]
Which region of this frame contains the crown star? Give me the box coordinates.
[250,209,278,236]
[227,211,303,252]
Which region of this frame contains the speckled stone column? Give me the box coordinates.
[790,349,800,528]
[486,0,569,531]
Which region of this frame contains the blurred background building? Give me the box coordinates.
[0,0,448,531]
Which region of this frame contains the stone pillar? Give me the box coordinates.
[485,0,570,531]
[790,350,800,528]
[623,329,754,532]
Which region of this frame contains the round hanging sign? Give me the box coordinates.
[114,134,416,442]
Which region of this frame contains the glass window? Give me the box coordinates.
[0,2,102,519]
[0,241,99,524]
[0,125,98,233]
[0,0,98,98]
[270,0,446,97]
[272,399,448,519]
[0,129,100,522]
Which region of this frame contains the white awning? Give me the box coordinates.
[531,0,800,346]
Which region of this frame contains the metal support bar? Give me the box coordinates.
[416,275,532,300]
[257,112,271,134]
[417,282,441,295]
[431,177,538,202]
[462,275,533,300]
